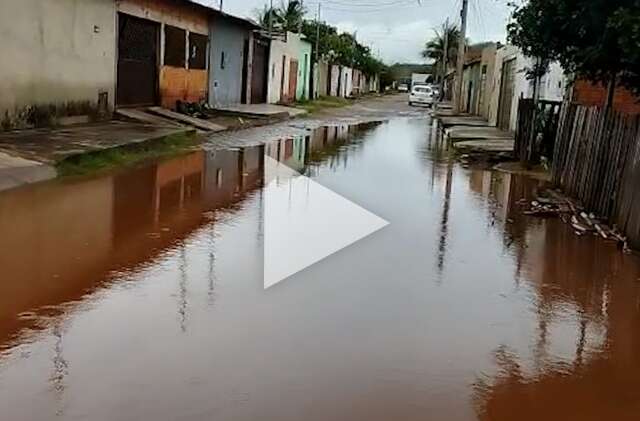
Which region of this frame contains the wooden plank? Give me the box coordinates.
[147,107,226,132]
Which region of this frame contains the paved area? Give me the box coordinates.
[0,121,192,164]
[212,103,308,118]
[0,152,56,191]
[439,116,489,127]
[446,125,514,141]
[148,107,226,132]
[453,139,515,153]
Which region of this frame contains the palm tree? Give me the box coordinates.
[422,25,460,82]
[279,0,305,32]
[255,5,280,29]
[255,1,305,33]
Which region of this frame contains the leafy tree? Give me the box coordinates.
[507,0,640,107]
[422,25,460,81]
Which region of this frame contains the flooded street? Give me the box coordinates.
[2,111,640,420]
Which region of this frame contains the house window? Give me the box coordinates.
[221,51,226,69]
[189,32,208,70]
[164,25,186,67]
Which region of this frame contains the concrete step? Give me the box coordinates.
[147,107,226,132]
[115,108,182,127]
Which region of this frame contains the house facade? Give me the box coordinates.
[267,32,312,104]
[116,0,210,110]
[208,13,259,107]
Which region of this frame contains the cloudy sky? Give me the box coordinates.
[197,0,512,64]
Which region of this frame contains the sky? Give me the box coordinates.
[197,0,512,64]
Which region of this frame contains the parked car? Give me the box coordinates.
[408,85,434,107]
[398,84,409,92]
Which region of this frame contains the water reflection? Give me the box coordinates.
[1,118,640,421]
[0,122,379,351]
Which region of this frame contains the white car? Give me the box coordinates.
[409,85,434,107]
[398,84,409,92]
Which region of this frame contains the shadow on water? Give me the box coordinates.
[1,117,640,421]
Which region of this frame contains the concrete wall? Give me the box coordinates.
[296,39,312,101]
[488,45,520,129]
[209,17,251,107]
[341,67,353,98]
[267,32,312,104]
[118,0,209,109]
[315,62,329,98]
[480,45,497,120]
[538,62,567,102]
[330,65,341,97]
[0,0,116,130]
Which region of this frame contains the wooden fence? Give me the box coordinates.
[551,103,640,248]
[515,98,562,165]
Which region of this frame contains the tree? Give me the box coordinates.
[254,1,305,33]
[421,25,460,81]
[507,0,640,108]
[279,0,305,32]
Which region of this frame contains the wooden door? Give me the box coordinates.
[288,59,299,103]
[117,13,159,107]
[498,59,516,131]
[250,38,269,104]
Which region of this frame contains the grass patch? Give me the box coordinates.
[295,96,352,113]
[56,131,199,177]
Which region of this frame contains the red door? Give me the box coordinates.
[287,59,299,103]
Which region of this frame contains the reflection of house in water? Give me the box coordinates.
[0,147,265,349]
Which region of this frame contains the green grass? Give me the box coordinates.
[295,96,352,113]
[56,132,199,177]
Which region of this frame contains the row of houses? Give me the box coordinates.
[451,41,640,133]
[0,0,380,131]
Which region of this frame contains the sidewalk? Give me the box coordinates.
[0,121,193,191]
[436,114,515,155]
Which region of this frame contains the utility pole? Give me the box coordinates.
[453,0,468,114]
[219,0,223,11]
[268,0,273,37]
[442,18,449,85]
[315,3,321,63]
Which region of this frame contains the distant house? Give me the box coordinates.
[461,43,497,118]
[487,45,567,132]
[208,12,262,107]
[267,32,312,104]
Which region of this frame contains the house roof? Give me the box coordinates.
[181,0,261,29]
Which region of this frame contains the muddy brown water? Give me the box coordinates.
[1,118,640,421]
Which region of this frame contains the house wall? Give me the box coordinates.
[488,45,520,129]
[0,0,116,130]
[330,65,341,97]
[117,0,209,109]
[316,62,329,98]
[572,80,640,115]
[267,32,311,104]
[208,17,251,106]
[296,40,312,101]
[538,62,566,102]
[479,44,497,120]
[342,67,354,98]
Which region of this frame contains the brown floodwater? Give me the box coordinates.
[1,118,640,421]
